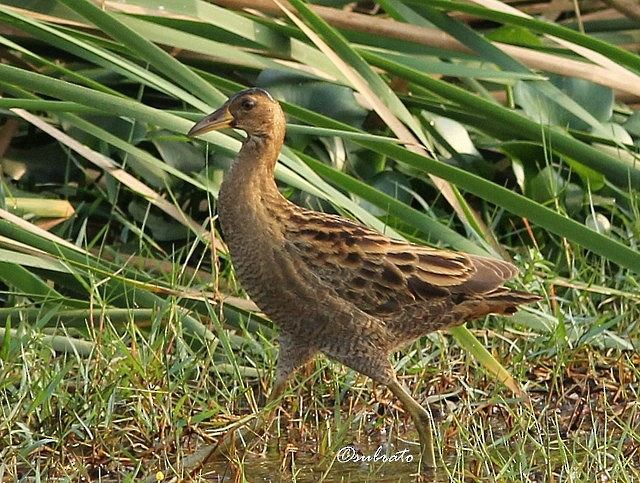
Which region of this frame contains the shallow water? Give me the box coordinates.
[201,435,451,482]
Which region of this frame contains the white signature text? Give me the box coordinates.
[336,445,414,463]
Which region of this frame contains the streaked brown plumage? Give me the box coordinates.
[189,88,540,469]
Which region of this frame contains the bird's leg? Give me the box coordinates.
[329,346,437,470]
[213,334,318,458]
[386,378,437,469]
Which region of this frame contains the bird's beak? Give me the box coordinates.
[188,105,234,137]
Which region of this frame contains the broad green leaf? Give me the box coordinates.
[528,166,566,203]
[514,75,614,131]
[357,170,413,217]
[151,131,207,174]
[624,111,640,137]
[257,70,368,128]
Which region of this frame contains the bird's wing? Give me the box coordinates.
[283,209,519,318]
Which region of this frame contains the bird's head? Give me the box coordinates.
[188,88,281,139]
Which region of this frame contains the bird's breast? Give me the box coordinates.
[218,196,333,334]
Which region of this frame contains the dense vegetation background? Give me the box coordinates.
[0,0,638,481]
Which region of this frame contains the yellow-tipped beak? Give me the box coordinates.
[188,105,234,137]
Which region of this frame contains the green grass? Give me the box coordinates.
[0,0,639,481]
[1,212,638,481]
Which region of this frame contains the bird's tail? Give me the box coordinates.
[484,288,541,315]
[461,288,541,319]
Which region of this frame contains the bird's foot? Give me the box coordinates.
[410,410,435,471]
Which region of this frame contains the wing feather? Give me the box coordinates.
[283,208,519,319]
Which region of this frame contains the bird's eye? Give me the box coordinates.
[241,99,256,110]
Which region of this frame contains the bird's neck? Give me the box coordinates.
[218,126,288,238]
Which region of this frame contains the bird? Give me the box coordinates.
[188,87,540,469]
